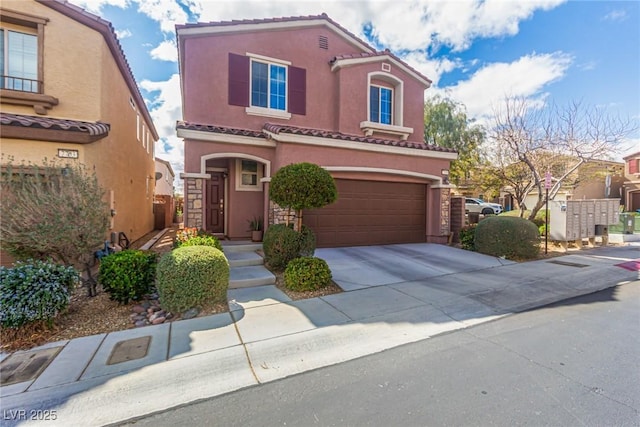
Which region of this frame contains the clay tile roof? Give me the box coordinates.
[176,13,374,53]
[263,123,456,153]
[176,121,266,139]
[1,112,110,136]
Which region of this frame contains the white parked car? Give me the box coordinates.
[465,198,503,215]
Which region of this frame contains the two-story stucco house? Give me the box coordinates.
[0,0,158,260]
[176,14,456,247]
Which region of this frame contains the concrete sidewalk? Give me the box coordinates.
[0,244,638,426]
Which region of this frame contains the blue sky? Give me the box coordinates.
[71,0,640,184]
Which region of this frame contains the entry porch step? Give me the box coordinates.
[221,241,263,253]
[226,251,264,268]
[229,265,276,289]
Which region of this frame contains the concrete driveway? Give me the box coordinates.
[315,243,515,291]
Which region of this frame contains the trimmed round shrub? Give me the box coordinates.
[284,257,332,292]
[175,235,223,252]
[459,224,477,251]
[269,163,338,211]
[263,224,302,271]
[475,216,540,260]
[156,246,229,313]
[0,260,79,329]
[98,250,157,304]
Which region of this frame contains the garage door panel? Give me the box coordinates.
[303,179,427,248]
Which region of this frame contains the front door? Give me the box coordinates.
[206,173,224,233]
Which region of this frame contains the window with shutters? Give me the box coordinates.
[228,52,306,119]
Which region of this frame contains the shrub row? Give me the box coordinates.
[98,250,157,304]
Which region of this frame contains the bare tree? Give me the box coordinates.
[490,97,637,220]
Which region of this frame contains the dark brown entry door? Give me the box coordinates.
[206,173,224,233]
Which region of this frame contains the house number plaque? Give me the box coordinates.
[57,149,79,159]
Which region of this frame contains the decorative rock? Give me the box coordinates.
[165,313,173,320]
[151,317,166,325]
[147,308,154,314]
[132,305,145,314]
[134,320,147,327]
[151,305,161,312]
[182,308,200,320]
[142,301,151,309]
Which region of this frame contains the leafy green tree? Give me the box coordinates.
[269,162,337,231]
[424,96,485,185]
[1,159,110,294]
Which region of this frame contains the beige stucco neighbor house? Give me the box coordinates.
[177,14,457,247]
[155,158,175,196]
[0,0,158,263]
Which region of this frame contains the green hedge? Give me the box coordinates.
[475,216,540,260]
[156,246,229,313]
[98,250,157,304]
[0,260,78,328]
[263,224,317,271]
[284,257,332,292]
[175,235,223,252]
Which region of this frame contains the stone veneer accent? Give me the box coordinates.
[440,188,451,237]
[269,201,298,229]
[185,177,203,229]
[449,196,465,243]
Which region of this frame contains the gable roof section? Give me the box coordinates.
[155,157,175,178]
[36,0,159,140]
[1,112,110,143]
[176,13,374,54]
[331,51,432,87]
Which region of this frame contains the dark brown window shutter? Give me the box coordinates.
[228,53,249,107]
[288,66,306,115]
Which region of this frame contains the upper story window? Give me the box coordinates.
[360,72,413,140]
[370,85,392,125]
[0,9,57,115]
[251,60,286,111]
[228,52,306,119]
[1,29,38,92]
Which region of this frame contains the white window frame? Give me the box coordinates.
[136,114,140,142]
[1,29,38,92]
[245,52,291,120]
[235,159,263,192]
[369,84,393,125]
[360,71,413,140]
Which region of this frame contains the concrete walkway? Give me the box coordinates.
[0,244,638,426]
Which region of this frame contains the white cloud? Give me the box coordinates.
[140,74,184,188]
[70,0,129,13]
[136,0,189,33]
[401,52,459,87]
[442,52,573,120]
[150,40,178,62]
[603,10,627,22]
[114,28,132,39]
[192,0,566,52]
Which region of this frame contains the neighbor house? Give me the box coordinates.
[0,0,158,266]
[155,157,175,196]
[176,14,456,247]
[622,151,640,212]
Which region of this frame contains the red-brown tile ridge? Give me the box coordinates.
[1,112,110,136]
[177,121,266,139]
[263,123,456,153]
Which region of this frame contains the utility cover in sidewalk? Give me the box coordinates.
[107,336,151,365]
[0,346,62,386]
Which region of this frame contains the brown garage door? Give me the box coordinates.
[303,179,426,247]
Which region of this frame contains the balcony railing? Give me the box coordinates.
[1,75,41,93]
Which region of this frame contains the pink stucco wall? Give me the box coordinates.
[180,26,427,144]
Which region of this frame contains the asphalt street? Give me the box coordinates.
[119,282,640,427]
